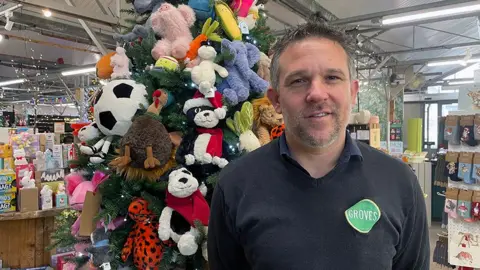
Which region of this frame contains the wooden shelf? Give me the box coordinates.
[0,207,68,221]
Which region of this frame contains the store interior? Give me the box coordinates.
[1,0,480,269]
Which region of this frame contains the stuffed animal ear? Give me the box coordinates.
[91,171,110,190]
[221,39,236,66]
[245,43,261,68]
[177,5,196,26]
[65,173,85,196]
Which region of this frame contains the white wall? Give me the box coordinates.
[403,103,423,148]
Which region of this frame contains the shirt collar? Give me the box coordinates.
[279,130,363,163]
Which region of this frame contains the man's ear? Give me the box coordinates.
[266,88,282,114]
[350,80,359,105]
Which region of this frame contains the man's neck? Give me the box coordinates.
[286,131,346,179]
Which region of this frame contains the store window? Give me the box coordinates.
[442,103,458,116]
[424,103,438,149]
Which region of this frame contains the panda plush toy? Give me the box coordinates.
[176,95,229,169]
[158,167,209,260]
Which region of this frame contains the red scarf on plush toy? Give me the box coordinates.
[166,189,210,226]
[196,128,223,157]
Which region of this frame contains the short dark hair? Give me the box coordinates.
[270,16,355,90]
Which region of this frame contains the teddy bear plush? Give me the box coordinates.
[191,45,229,98]
[217,39,269,105]
[151,3,196,60]
[256,52,271,84]
[252,96,284,145]
[158,167,209,260]
[110,47,131,79]
[176,95,229,169]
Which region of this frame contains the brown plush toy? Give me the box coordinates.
[256,52,271,85]
[95,51,116,79]
[110,90,178,181]
[252,96,283,146]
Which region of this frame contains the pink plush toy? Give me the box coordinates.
[151,3,196,60]
[65,171,109,236]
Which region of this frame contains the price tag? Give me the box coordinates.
[239,21,250,34]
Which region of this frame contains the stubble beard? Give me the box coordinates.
[284,106,344,149]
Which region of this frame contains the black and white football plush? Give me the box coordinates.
[93,79,148,136]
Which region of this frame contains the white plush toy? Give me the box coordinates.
[110,47,131,79]
[237,0,264,30]
[191,46,229,99]
[40,185,53,209]
[20,171,35,189]
[14,148,28,166]
[158,167,209,261]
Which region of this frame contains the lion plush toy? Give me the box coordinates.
[252,96,283,145]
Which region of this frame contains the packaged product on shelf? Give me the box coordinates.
[460,115,477,146]
[15,163,35,189]
[0,144,13,158]
[0,171,16,194]
[33,151,46,171]
[445,115,460,145]
[445,152,460,181]
[19,187,39,212]
[10,132,40,159]
[474,114,480,140]
[13,148,28,166]
[471,191,480,221]
[4,157,14,171]
[457,189,474,220]
[36,169,66,196]
[0,192,16,213]
[53,145,64,168]
[55,182,68,208]
[458,152,474,183]
[473,153,480,184]
[40,185,53,210]
[445,187,459,219]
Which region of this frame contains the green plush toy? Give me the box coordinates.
[227,101,261,152]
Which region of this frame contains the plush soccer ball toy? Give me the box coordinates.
[94,80,149,136]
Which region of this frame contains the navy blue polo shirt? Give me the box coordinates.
[208,130,430,270]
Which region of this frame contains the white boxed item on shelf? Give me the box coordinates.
[52,145,64,168]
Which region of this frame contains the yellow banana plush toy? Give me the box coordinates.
[214,1,242,41]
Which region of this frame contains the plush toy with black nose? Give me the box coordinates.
[176,95,229,169]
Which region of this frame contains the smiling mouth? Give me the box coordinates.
[306,112,332,118]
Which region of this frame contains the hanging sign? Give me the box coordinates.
[54,122,65,134]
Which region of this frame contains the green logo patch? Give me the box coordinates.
[345,199,381,233]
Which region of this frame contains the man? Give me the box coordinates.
[208,19,429,270]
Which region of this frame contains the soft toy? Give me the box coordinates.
[252,97,283,145]
[122,198,169,269]
[237,0,264,30]
[87,80,149,163]
[185,18,222,66]
[96,52,116,79]
[151,3,196,60]
[113,0,165,42]
[45,149,57,169]
[214,1,242,41]
[217,39,269,105]
[110,90,177,182]
[230,0,255,17]
[78,122,101,144]
[14,148,28,166]
[20,171,35,189]
[86,228,113,268]
[40,185,53,210]
[158,167,209,260]
[176,95,229,168]
[110,47,131,79]
[191,45,229,99]
[256,52,271,84]
[65,171,109,236]
[188,0,214,21]
[226,101,261,152]
[270,123,285,141]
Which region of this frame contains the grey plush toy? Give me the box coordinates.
[86,228,113,268]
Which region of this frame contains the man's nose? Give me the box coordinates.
[306,78,329,103]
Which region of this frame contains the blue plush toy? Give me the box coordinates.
[113,0,165,42]
[217,39,269,105]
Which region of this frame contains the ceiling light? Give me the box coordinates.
[0,78,26,87]
[449,80,475,85]
[61,67,96,76]
[42,9,52,17]
[427,58,480,67]
[382,2,480,25]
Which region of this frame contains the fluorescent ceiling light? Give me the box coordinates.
[449,80,475,85]
[0,78,26,87]
[382,3,480,25]
[427,58,480,67]
[42,9,52,17]
[61,67,96,76]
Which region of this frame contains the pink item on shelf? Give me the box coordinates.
[230,0,254,17]
[369,116,380,124]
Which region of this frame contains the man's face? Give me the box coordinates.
[268,37,359,148]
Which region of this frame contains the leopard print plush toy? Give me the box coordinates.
[121,198,168,269]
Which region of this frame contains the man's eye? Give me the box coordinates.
[290,79,307,85]
[326,76,340,81]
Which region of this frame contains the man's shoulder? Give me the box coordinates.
[218,142,278,187]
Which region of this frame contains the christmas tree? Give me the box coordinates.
[50,0,276,269]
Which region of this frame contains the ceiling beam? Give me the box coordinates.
[12,0,118,26]
[357,41,480,57]
[330,0,477,25]
[423,63,478,87]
